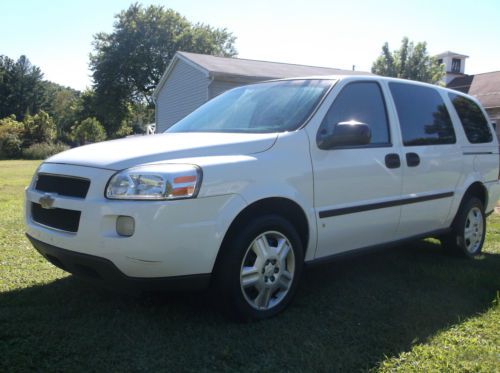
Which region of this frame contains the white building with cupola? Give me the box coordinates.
[435,51,469,85]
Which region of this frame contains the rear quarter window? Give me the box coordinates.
[448,93,493,143]
[390,83,456,146]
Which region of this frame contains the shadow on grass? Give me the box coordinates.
[1,240,499,371]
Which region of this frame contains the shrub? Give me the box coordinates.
[0,133,22,158]
[73,117,106,145]
[23,111,56,146]
[22,142,69,160]
[0,115,24,159]
[0,115,24,136]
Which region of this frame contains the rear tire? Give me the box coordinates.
[214,214,304,321]
[441,197,486,258]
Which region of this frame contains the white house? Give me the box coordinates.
[153,52,370,133]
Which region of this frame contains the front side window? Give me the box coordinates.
[167,79,333,134]
[318,81,390,145]
[390,83,456,146]
[448,93,492,143]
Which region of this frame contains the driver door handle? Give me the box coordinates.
[385,153,401,169]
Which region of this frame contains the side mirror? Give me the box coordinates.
[317,120,372,149]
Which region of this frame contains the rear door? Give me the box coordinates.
[388,82,463,237]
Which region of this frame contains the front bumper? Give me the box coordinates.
[27,234,211,292]
[25,162,247,279]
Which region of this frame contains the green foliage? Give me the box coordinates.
[22,142,69,160]
[115,120,134,137]
[372,37,445,84]
[41,81,81,140]
[0,112,68,159]
[0,115,24,137]
[0,55,83,143]
[0,115,24,159]
[90,3,237,136]
[0,55,47,120]
[0,133,22,158]
[22,110,56,146]
[73,117,107,145]
[74,89,98,120]
[129,103,155,134]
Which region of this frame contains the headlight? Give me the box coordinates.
[105,164,202,200]
[30,164,43,189]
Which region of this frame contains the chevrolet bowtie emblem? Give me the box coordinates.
[39,193,56,209]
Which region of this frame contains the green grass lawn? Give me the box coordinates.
[1,160,499,372]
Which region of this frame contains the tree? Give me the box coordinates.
[0,54,89,147]
[23,111,56,146]
[73,117,107,145]
[372,37,444,84]
[90,3,237,137]
[0,55,47,120]
[42,81,80,140]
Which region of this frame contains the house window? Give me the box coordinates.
[451,58,461,73]
[437,59,443,65]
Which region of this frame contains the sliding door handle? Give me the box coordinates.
[406,152,420,167]
[385,153,401,169]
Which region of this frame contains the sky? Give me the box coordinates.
[1,0,499,91]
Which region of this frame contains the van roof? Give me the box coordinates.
[270,75,486,108]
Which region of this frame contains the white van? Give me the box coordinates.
[25,76,500,319]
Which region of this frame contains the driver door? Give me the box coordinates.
[308,81,404,258]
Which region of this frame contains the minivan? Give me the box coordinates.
[25,76,500,319]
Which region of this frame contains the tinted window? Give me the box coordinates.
[167,79,332,133]
[390,83,456,146]
[319,82,390,145]
[448,93,492,143]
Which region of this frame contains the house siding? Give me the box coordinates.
[208,80,246,99]
[156,59,209,132]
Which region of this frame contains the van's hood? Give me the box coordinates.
[47,132,278,170]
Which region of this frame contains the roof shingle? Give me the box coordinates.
[177,51,371,80]
[448,71,500,108]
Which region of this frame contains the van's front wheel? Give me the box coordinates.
[441,197,486,257]
[216,215,304,320]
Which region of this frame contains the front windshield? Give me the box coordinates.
[167,79,333,133]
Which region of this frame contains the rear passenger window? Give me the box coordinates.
[319,82,390,145]
[390,83,456,146]
[448,93,493,143]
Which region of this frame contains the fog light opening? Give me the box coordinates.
[116,215,135,237]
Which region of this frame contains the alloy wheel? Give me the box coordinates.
[239,231,295,310]
[464,206,483,254]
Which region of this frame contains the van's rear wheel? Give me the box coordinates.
[441,197,485,257]
[216,215,303,320]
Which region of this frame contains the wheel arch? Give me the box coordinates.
[461,181,488,209]
[213,197,311,272]
[451,181,488,226]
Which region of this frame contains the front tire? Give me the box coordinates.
[441,197,486,257]
[215,214,304,320]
